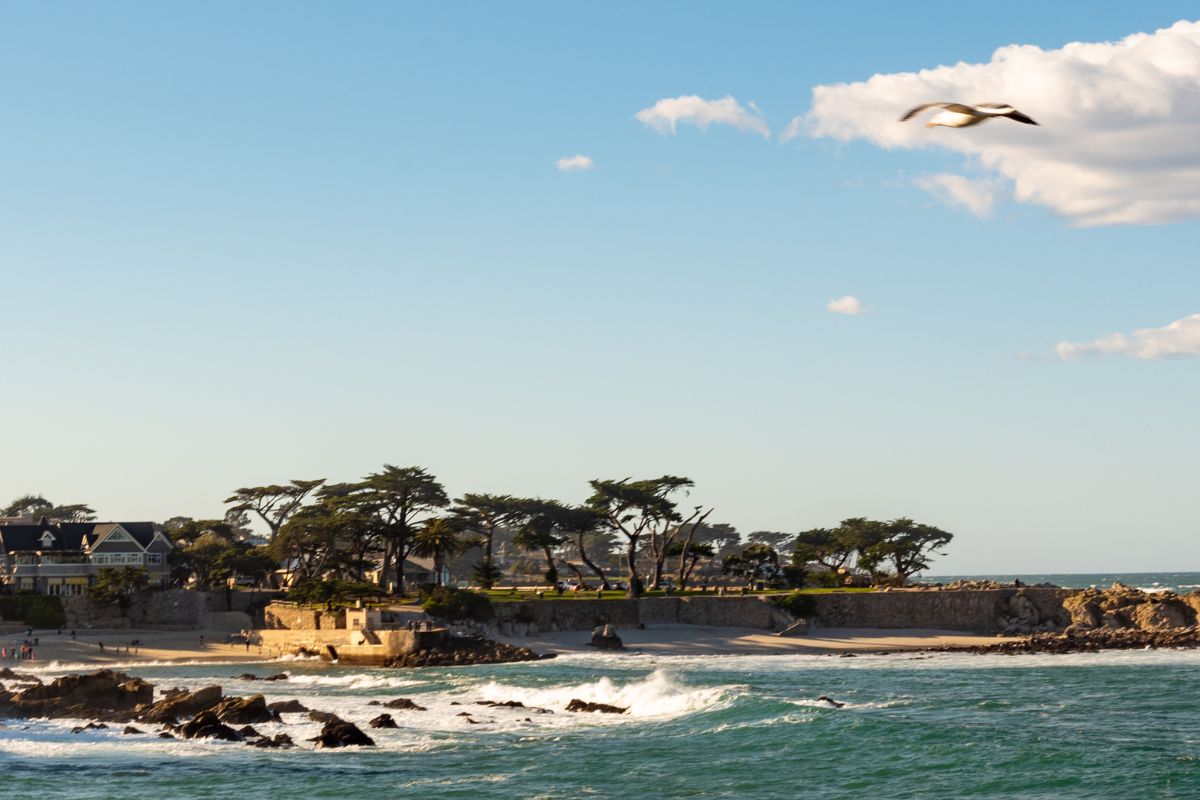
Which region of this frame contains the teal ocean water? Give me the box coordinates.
[4,648,1199,799]
[3,571,1199,799]
[924,571,1200,594]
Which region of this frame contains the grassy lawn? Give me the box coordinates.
[482,586,876,602]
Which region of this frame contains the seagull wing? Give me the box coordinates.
[1004,109,1039,125]
[899,102,977,122]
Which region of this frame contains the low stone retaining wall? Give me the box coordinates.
[257,627,445,664]
[807,588,1074,632]
[492,596,794,635]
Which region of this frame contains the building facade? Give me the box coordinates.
[0,520,172,595]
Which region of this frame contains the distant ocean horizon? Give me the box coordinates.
[921,571,1200,594]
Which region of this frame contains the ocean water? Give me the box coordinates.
[3,648,1200,799]
[924,571,1200,595]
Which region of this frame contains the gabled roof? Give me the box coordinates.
[0,521,165,554]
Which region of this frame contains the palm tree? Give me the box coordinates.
[412,517,465,586]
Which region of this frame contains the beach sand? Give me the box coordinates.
[501,625,1005,656]
[2,628,266,666]
[2,624,1007,668]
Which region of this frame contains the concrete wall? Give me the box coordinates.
[262,602,345,630]
[60,589,267,630]
[257,626,445,664]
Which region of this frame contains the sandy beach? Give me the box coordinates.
[498,625,1006,657]
[0,628,267,666]
[0,624,1008,668]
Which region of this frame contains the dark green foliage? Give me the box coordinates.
[0,593,67,628]
[471,561,503,588]
[89,567,151,613]
[780,564,807,589]
[287,579,383,610]
[770,592,817,619]
[808,570,843,588]
[421,586,493,622]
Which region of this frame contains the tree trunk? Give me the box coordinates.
[577,531,610,590]
[541,545,558,585]
[563,560,589,589]
[625,537,641,598]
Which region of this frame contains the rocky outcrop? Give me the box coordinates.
[1062,585,1198,634]
[0,670,153,720]
[564,699,627,714]
[387,636,549,668]
[948,626,1200,655]
[250,733,294,749]
[138,685,222,724]
[209,694,277,725]
[307,710,345,725]
[177,710,241,741]
[589,624,623,650]
[311,720,375,748]
[267,699,308,714]
[368,713,398,728]
[379,698,426,711]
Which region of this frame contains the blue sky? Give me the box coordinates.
[2,1,1198,573]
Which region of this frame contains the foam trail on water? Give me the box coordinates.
[474,669,729,719]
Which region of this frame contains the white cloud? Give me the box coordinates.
[827,295,864,315]
[805,20,1200,226]
[555,154,595,172]
[1057,313,1200,360]
[914,173,997,218]
[635,95,770,138]
[780,116,806,143]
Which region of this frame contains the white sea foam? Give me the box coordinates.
[473,669,730,720]
[282,672,423,691]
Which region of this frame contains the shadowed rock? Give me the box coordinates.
[267,699,308,714]
[311,720,374,748]
[368,713,398,729]
[381,698,426,711]
[565,699,627,714]
[139,685,222,724]
[210,694,277,725]
[178,710,241,741]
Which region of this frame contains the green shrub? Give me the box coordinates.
[422,587,493,622]
[769,591,817,619]
[0,593,67,629]
[808,570,843,588]
[287,579,383,610]
[780,565,807,589]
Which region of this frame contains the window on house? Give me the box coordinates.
[146,553,163,565]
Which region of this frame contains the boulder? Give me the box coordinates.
[368,713,398,729]
[311,720,375,748]
[139,685,223,724]
[1129,602,1189,630]
[589,624,624,650]
[564,699,627,714]
[267,699,308,714]
[237,725,261,738]
[307,710,344,725]
[4,670,153,720]
[210,694,277,725]
[122,726,144,735]
[250,733,294,749]
[177,710,241,742]
[381,698,426,711]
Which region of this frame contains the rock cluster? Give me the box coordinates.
[386,636,550,668]
[1061,584,1200,634]
[0,670,152,720]
[950,626,1200,655]
[564,698,627,714]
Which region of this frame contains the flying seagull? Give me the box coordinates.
[900,102,1038,128]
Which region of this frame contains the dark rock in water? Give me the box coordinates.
[816,696,845,708]
[178,711,242,742]
[267,699,308,714]
[161,687,188,699]
[368,713,398,729]
[139,685,223,724]
[307,710,344,725]
[381,698,426,711]
[122,725,144,735]
[475,699,552,714]
[311,720,374,748]
[158,731,174,739]
[1,670,153,721]
[233,673,259,681]
[386,635,547,668]
[589,624,624,650]
[945,625,1200,655]
[263,673,288,682]
[210,694,277,725]
[564,699,627,714]
[455,712,472,717]
[237,725,261,738]
[250,733,294,749]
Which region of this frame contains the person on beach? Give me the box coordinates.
[98,642,104,651]
[70,630,76,639]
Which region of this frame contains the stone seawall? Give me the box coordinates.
[492,596,794,635]
[807,588,1074,633]
[61,589,274,630]
[491,589,1077,636]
